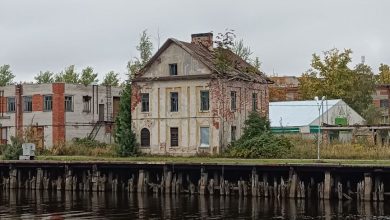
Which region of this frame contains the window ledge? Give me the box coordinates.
[0,116,11,119]
[199,145,210,148]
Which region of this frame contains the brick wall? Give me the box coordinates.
[52,83,65,145]
[32,94,43,111]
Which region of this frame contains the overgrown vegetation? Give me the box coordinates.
[225,112,292,158]
[49,138,115,157]
[3,137,23,160]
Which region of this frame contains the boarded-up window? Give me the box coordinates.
[170,127,178,147]
[141,93,149,112]
[380,99,389,108]
[200,91,209,111]
[200,127,209,147]
[140,128,150,147]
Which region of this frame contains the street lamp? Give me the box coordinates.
[314,96,326,161]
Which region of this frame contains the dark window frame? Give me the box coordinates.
[43,95,53,111]
[230,91,237,111]
[140,128,151,147]
[7,97,15,113]
[200,91,210,111]
[170,127,179,147]
[231,126,237,142]
[141,93,150,112]
[23,96,32,112]
[170,92,179,112]
[169,63,178,76]
[64,95,73,112]
[252,93,258,111]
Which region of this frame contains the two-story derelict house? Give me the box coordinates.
[131,33,271,156]
[0,83,122,149]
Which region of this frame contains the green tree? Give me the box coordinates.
[54,65,79,83]
[79,66,98,86]
[127,30,154,77]
[115,82,137,156]
[226,111,292,158]
[298,48,375,114]
[232,39,252,62]
[362,104,382,125]
[0,65,15,86]
[102,71,120,86]
[251,57,262,71]
[34,71,54,84]
[377,63,390,84]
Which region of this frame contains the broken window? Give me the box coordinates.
[380,99,389,108]
[140,128,150,147]
[170,127,179,147]
[170,92,179,112]
[83,96,91,113]
[141,93,149,112]
[231,126,237,142]
[252,93,258,111]
[230,91,237,111]
[7,97,15,112]
[200,127,210,147]
[169,63,178,75]
[43,95,52,111]
[200,91,209,111]
[65,96,73,112]
[23,96,32,112]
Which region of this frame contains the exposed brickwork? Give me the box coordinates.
[0,96,6,113]
[32,94,43,111]
[15,85,23,138]
[52,83,65,145]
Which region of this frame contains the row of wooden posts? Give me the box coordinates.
[0,166,386,201]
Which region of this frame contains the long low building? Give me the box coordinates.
[269,99,366,140]
[0,83,122,149]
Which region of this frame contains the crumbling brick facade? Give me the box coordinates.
[131,33,271,156]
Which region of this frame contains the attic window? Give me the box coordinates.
[169,63,178,76]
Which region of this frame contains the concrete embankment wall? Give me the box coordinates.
[0,161,388,201]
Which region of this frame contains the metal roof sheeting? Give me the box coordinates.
[269,99,342,127]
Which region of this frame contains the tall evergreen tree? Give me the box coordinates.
[115,82,137,156]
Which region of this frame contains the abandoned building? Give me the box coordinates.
[131,33,271,156]
[0,83,122,149]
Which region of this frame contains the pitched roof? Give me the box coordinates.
[135,38,271,84]
[269,99,342,127]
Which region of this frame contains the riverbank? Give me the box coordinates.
[11,155,390,167]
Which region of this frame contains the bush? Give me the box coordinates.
[3,137,23,160]
[49,139,115,157]
[226,132,292,158]
[225,112,293,159]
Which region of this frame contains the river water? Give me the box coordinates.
[0,190,389,219]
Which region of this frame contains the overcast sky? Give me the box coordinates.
[1,0,389,83]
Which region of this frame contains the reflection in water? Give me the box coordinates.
[0,190,390,219]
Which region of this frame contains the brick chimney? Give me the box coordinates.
[191,33,213,50]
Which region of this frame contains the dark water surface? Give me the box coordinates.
[1,190,390,219]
